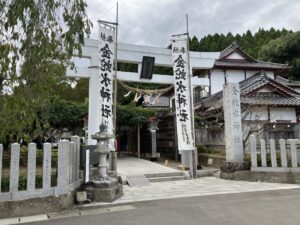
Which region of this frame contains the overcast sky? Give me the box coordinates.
[85,0,300,47]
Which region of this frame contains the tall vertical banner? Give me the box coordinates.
[171,38,194,151]
[98,25,115,151]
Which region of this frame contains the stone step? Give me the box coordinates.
[147,175,187,183]
[144,172,185,178]
[197,169,220,177]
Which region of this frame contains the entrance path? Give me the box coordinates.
[82,177,300,208]
[117,156,179,176]
[19,188,300,225]
[8,178,300,224]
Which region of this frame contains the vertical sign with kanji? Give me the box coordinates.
[171,38,194,151]
[99,25,115,151]
[223,83,244,162]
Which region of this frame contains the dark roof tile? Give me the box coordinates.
[197,72,300,113]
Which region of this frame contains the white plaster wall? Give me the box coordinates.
[242,107,268,121]
[211,69,245,93]
[210,69,275,94]
[226,52,245,60]
[270,107,296,122]
[210,69,226,94]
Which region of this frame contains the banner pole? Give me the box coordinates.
[186,14,197,178]
[111,2,119,173]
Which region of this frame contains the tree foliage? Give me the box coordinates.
[258,32,300,79]
[190,28,292,59]
[0,0,92,141]
[48,97,87,129]
[116,104,155,127]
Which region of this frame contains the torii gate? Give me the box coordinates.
[67,38,218,146]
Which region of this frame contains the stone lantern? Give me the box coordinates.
[61,128,71,140]
[85,124,123,202]
[91,123,112,178]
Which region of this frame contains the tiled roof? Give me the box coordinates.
[218,41,240,60]
[276,76,300,87]
[196,72,300,113]
[215,42,289,70]
[241,93,300,106]
[214,60,289,70]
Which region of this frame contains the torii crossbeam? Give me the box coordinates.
[67,38,218,145]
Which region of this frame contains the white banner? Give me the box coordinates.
[98,25,115,151]
[172,38,194,151]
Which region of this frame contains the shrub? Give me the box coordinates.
[1,175,57,192]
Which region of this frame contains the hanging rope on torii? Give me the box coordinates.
[118,80,173,105]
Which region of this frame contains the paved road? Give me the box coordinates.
[22,188,300,225]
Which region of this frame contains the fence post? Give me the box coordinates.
[0,144,2,193]
[69,142,75,184]
[9,143,20,192]
[296,139,300,165]
[250,135,257,167]
[57,140,70,187]
[279,139,288,168]
[71,136,80,181]
[43,143,52,189]
[270,139,277,168]
[260,139,267,167]
[289,139,298,168]
[27,143,37,192]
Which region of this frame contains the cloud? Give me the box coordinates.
[85,0,300,47]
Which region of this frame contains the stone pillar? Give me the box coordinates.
[289,139,297,168]
[69,142,75,183]
[27,143,37,192]
[279,139,288,168]
[250,135,257,167]
[57,140,70,187]
[270,139,277,168]
[43,143,52,189]
[10,143,20,192]
[71,136,81,181]
[260,139,267,167]
[151,130,157,158]
[0,144,2,193]
[223,83,244,162]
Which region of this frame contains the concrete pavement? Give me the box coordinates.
[17,188,300,225]
[117,157,179,176]
[3,177,300,224]
[83,177,300,206]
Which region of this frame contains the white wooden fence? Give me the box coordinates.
[250,135,300,172]
[0,136,81,202]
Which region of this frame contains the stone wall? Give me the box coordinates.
[221,170,300,184]
[0,193,75,219]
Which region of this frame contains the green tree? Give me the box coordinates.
[259,32,300,79]
[117,104,155,128]
[0,0,92,142]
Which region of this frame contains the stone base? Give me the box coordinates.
[220,161,250,173]
[220,170,300,184]
[85,184,123,202]
[0,193,75,219]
